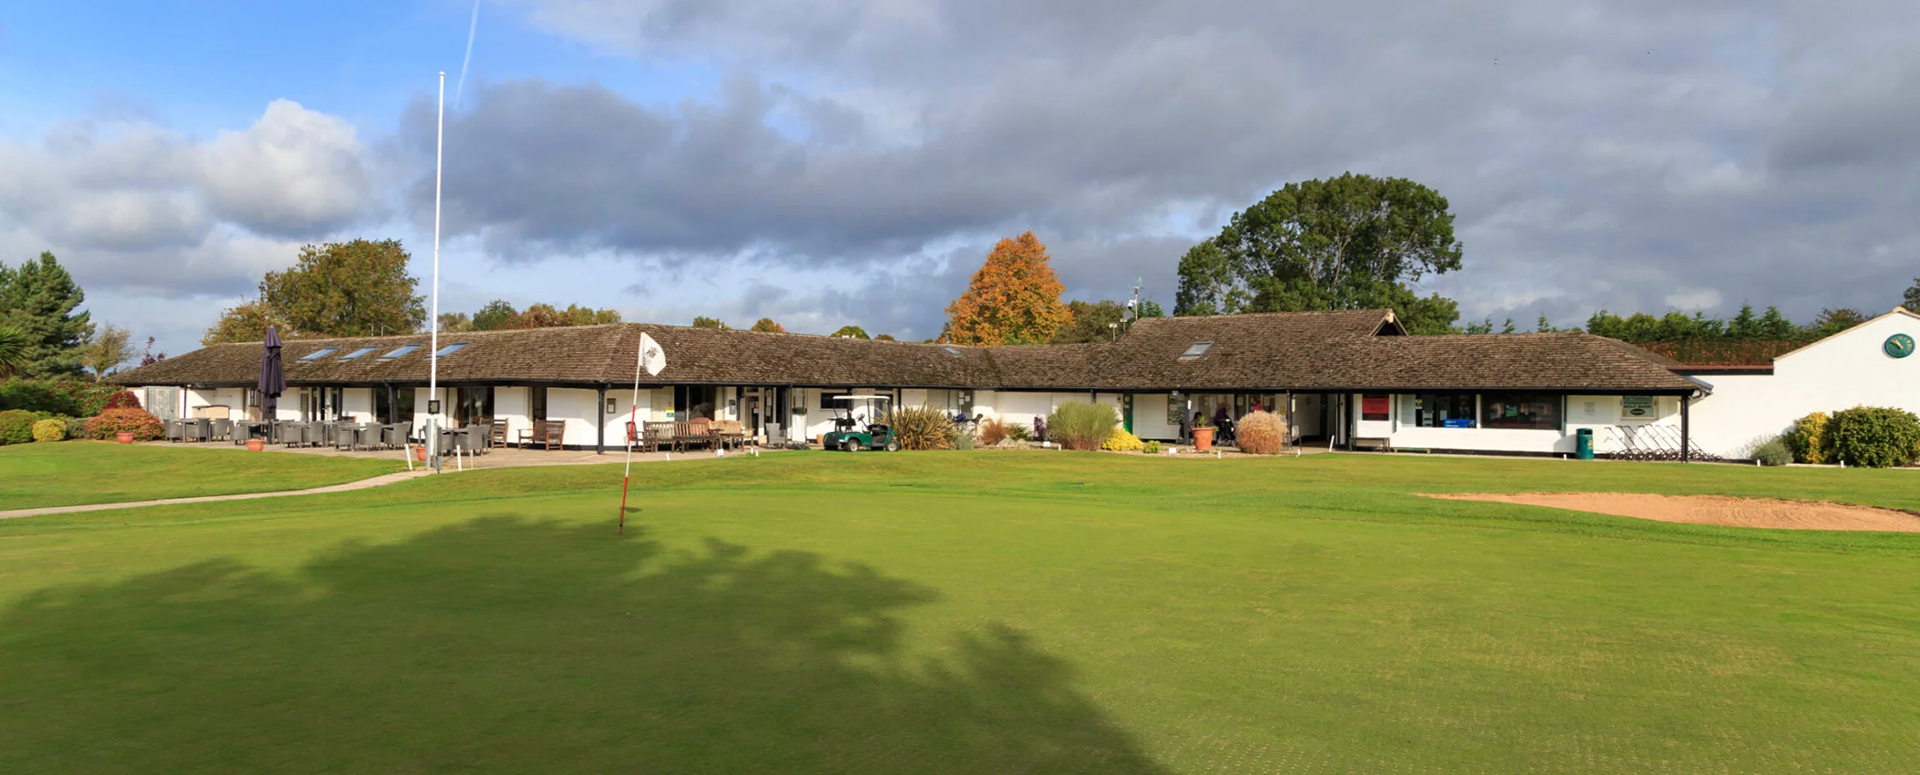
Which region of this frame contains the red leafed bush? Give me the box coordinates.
[104,390,143,410]
[89,407,165,441]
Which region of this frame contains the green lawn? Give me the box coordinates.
[2,451,1918,773]
[0,442,404,509]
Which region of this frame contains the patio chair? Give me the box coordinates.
[466,424,491,454]
[642,421,674,452]
[334,423,363,451]
[190,418,213,443]
[539,419,564,450]
[211,418,232,442]
[165,419,185,443]
[488,419,509,448]
[382,422,412,450]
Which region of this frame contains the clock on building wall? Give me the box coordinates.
[1887,333,1916,359]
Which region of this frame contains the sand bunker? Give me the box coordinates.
[1425,492,1920,532]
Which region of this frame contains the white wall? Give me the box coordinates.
[1381,393,1682,455]
[1687,310,1920,459]
[548,388,600,447]
[495,387,531,441]
[1132,393,1176,440]
[341,388,374,423]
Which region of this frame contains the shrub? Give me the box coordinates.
[88,407,166,441]
[1142,440,1162,455]
[32,418,67,442]
[1049,401,1119,451]
[1783,411,1829,464]
[62,415,90,440]
[1751,437,1792,466]
[104,390,143,410]
[890,404,956,450]
[1006,423,1031,442]
[1236,411,1288,455]
[1826,406,1920,468]
[950,427,976,450]
[0,409,36,444]
[1101,427,1143,451]
[0,378,120,417]
[977,417,1009,446]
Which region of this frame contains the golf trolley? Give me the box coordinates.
[820,395,899,452]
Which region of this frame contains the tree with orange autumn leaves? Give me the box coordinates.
[943,232,1072,345]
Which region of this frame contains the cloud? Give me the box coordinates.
[0,100,380,303]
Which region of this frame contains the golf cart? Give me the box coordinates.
[821,395,899,452]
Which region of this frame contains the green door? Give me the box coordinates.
[1122,395,1134,434]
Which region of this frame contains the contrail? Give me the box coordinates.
[455,0,480,108]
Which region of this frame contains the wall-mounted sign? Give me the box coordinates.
[1886,333,1915,359]
[1621,395,1654,420]
[1361,394,1390,421]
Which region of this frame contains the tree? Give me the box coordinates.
[0,251,94,377]
[260,239,426,337]
[203,298,288,345]
[1051,300,1126,343]
[1137,300,1165,319]
[1726,303,1760,339]
[749,318,786,333]
[138,337,166,368]
[473,300,520,330]
[81,323,133,378]
[1174,174,1465,329]
[518,303,565,328]
[691,317,728,330]
[1805,307,1868,339]
[944,232,1072,346]
[1904,278,1920,313]
[438,312,474,332]
[874,333,896,341]
[831,325,870,339]
[0,324,26,378]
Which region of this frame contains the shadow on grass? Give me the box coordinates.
[0,517,1167,773]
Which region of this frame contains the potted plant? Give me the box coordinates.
[116,431,134,444]
[247,437,266,451]
[1192,417,1216,451]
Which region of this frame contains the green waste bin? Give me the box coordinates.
[1575,428,1594,460]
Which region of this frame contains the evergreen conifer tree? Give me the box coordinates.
[0,252,93,377]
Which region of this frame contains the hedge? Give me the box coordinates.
[1826,407,1920,468]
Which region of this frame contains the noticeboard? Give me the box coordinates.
[1620,395,1655,422]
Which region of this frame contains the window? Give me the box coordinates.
[338,347,377,360]
[1167,392,1189,425]
[435,342,471,357]
[454,386,494,426]
[939,344,964,357]
[1360,394,1391,422]
[373,387,415,424]
[299,348,338,361]
[1479,393,1563,430]
[531,387,548,423]
[1407,394,1477,428]
[1178,341,1213,361]
[380,344,421,359]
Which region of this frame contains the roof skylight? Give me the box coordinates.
[939,345,964,356]
[379,344,422,360]
[1178,341,1214,361]
[434,342,471,357]
[338,346,378,360]
[298,348,338,361]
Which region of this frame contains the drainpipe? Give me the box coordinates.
[596,384,607,455]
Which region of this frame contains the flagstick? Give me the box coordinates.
[617,332,643,534]
[427,70,445,470]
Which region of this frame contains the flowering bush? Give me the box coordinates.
[0,409,36,445]
[104,390,143,410]
[1101,427,1143,451]
[1783,412,1829,464]
[1236,411,1289,455]
[88,407,166,441]
[32,418,67,442]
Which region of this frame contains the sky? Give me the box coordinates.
[2,0,1916,357]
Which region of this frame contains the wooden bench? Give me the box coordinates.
[518,419,565,450]
[1352,436,1393,452]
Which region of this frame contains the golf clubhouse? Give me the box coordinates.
[108,307,1920,461]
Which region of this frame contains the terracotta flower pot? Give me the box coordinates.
[1192,426,1215,451]
[415,446,428,462]
[247,439,266,452]
[116,431,134,444]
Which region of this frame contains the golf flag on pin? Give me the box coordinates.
[620,331,667,534]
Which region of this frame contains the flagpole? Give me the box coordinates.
[617,331,643,534]
[428,71,445,469]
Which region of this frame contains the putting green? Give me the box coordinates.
[2,451,1917,773]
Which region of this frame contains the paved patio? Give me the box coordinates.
[134,440,786,470]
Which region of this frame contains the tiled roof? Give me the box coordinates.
[109,311,1698,393]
